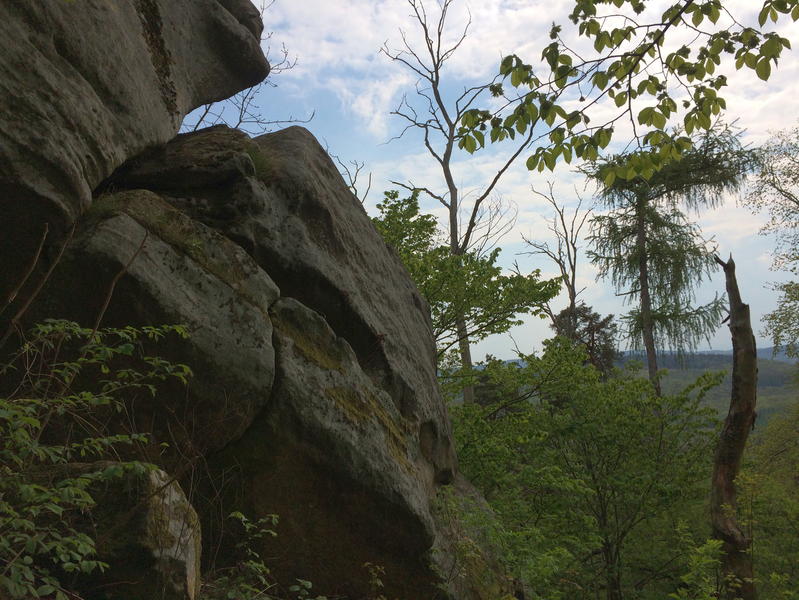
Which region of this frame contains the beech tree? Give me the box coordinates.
[382,0,545,400]
[585,125,751,394]
[452,338,719,599]
[372,190,560,365]
[458,0,797,181]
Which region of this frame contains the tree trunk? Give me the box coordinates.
[637,210,661,396]
[711,255,757,600]
[456,315,475,403]
[449,189,475,403]
[603,542,623,600]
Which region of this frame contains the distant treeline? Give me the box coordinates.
[617,352,798,425]
[619,347,797,366]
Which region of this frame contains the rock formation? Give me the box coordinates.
[67,464,202,600]
[0,2,500,599]
[0,0,269,302]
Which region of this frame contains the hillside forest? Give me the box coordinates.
[361,0,799,597]
[4,1,799,600]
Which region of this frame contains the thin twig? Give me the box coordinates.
[0,225,76,351]
[86,233,149,348]
[1,222,49,316]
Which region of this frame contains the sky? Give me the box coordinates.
[186,0,799,360]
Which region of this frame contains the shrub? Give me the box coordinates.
[0,320,190,599]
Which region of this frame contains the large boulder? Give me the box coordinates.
[26,189,280,462]
[103,125,459,491]
[0,0,269,301]
[98,125,463,597]
[39,462,201,600]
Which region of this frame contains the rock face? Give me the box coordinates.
[0,0,269,301]
[57,463,202,600]
[94,125,460,597]
[0,1,487,598]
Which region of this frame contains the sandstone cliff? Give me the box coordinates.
[0,2,500,599]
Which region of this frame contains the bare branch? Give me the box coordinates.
[521,183,592,328]
[328,147,373,204]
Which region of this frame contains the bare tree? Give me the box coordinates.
[521,183,591,339]
[711,255,758,600]
[382,0,541,401]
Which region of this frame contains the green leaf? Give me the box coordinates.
[756,58,772,81]
[759,4,770,26]
[599,129,611,149]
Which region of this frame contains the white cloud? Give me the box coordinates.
[251,0,799,355]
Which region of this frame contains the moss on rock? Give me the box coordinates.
[325,385,415,474]
[86,190,274,314]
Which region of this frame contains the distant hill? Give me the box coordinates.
[616,352,798,424]
[620,347,797,363]
[491,350,797,425]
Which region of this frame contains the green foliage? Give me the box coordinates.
[668,525,723,600]
[199,513,330,600]
[451,339,720,598]
[200,511,326,600]
[288,579,326,600]
[362,563,389,600]
[737,403,799,598]
[0,320,191,599]
[430,485,517,600]
[746,123,799,365]
[458,0,797,180]
[551,304,620,377]
[764,280,799,364]
[214,512,279,600]
[372,190,560,361]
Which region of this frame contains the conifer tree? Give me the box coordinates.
[586,125,751,394]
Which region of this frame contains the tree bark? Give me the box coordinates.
[637,210,661,396]
[711,254,757,600]
[456,315,475,403]
[449,194,475,403]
